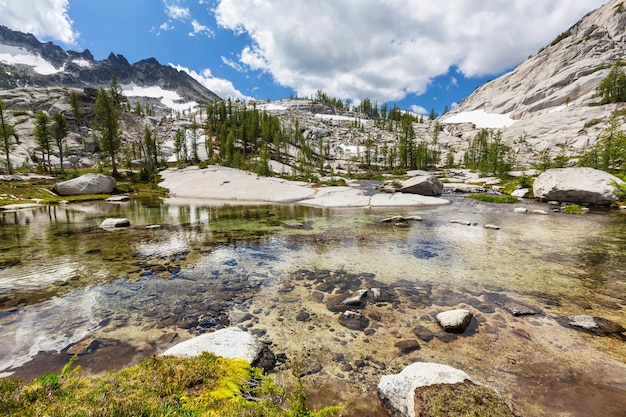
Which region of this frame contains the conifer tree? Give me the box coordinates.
[52,113,69,173]
[34,111,52,173]
[0,98,15,174]
[93,87,121,176]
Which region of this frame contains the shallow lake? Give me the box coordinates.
[1,194,625,416]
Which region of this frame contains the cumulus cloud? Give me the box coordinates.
[189,19,214,37]
[170,63,253,101]
[214,0,606,103]
[0,0,77,45]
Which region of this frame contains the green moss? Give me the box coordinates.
[416,381,516,417]
[0,353,340,417]
[465,194,520,204]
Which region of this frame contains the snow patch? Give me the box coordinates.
[442,110,516,128]
[254,102,287,111]
[315,114,359,122]
[71,58,92,68]
[122,83,198,112]
[0,44,61,75]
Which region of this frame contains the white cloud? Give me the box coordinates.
[0,0,77,45]
[189,19,214,37]
[165,3,191,20]
[169,63,253,101]
[221,55,243,72]
[409,105,428,116]
[214,0,606,103]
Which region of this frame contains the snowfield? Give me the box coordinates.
[441,109,516,129]
[122,83,198,112]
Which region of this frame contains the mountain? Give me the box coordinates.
[440,0,626,165]
[0,25,221,108]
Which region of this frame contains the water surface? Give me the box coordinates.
[1,196,625,416]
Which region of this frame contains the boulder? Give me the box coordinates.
[378,362,474,417]
[511,188,529,198]
[99,218,130,229]
[533,168,623,206]
[162,327,263,363]
[435,309,473,333]
[53,173,116,196]
[400,175,443,196]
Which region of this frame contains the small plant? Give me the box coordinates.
[465,194,520,203]
[561,203,586,214]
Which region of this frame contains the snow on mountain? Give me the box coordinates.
[441,110,516,129]
[0,44,62,75]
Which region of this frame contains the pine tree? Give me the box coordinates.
[0,98,15,174]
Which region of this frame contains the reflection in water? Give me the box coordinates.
[0,197,625,415]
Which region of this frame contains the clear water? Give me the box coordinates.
[0,196,625,416]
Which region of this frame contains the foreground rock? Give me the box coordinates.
[163,327,263,363]
[377,362,475,417]
[52,173,116,196]
[400,175,443,196]
[533,168,623,206]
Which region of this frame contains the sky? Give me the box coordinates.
[0,0,608,115]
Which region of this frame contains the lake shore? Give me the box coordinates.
[158,166,451,208]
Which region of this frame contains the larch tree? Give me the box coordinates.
[34,111,53,173]
[93,87,121,176]
[52,113,69,173]
[0,98,15,174]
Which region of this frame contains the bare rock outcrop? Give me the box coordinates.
[533,167,623,205]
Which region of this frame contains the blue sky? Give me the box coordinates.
[0,0,607,115]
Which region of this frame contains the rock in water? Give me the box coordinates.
[99,218,130,229]
[533,168,623,206]
[436,309,473,333]
[378,362,474,417]
[53,173,116,196]
[400,175,443,196]
[162,327,263,363]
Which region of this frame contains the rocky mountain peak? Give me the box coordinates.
[441,0,626,165]
[0,25,221,106]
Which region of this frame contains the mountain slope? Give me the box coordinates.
[0,25,221,108]
[441,0,626,164]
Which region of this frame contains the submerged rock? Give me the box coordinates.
[558,315,626,338]
[99,218,131,229]
[338,310,369,331]
[435,309,473,333]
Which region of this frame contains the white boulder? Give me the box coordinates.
[533,168,623,206]
[436,309,473,333]
[378,362,474,417]
[162,327,263,363]
[52,173,116,196]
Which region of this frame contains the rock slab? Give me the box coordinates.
[162,327,263,363]
[533,168,623,206]
[400,175,443,196]
[378,362,474,417]
[53,173,116,196]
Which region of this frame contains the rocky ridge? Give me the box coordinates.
[0,25,220,105]
[441,0,626,165]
